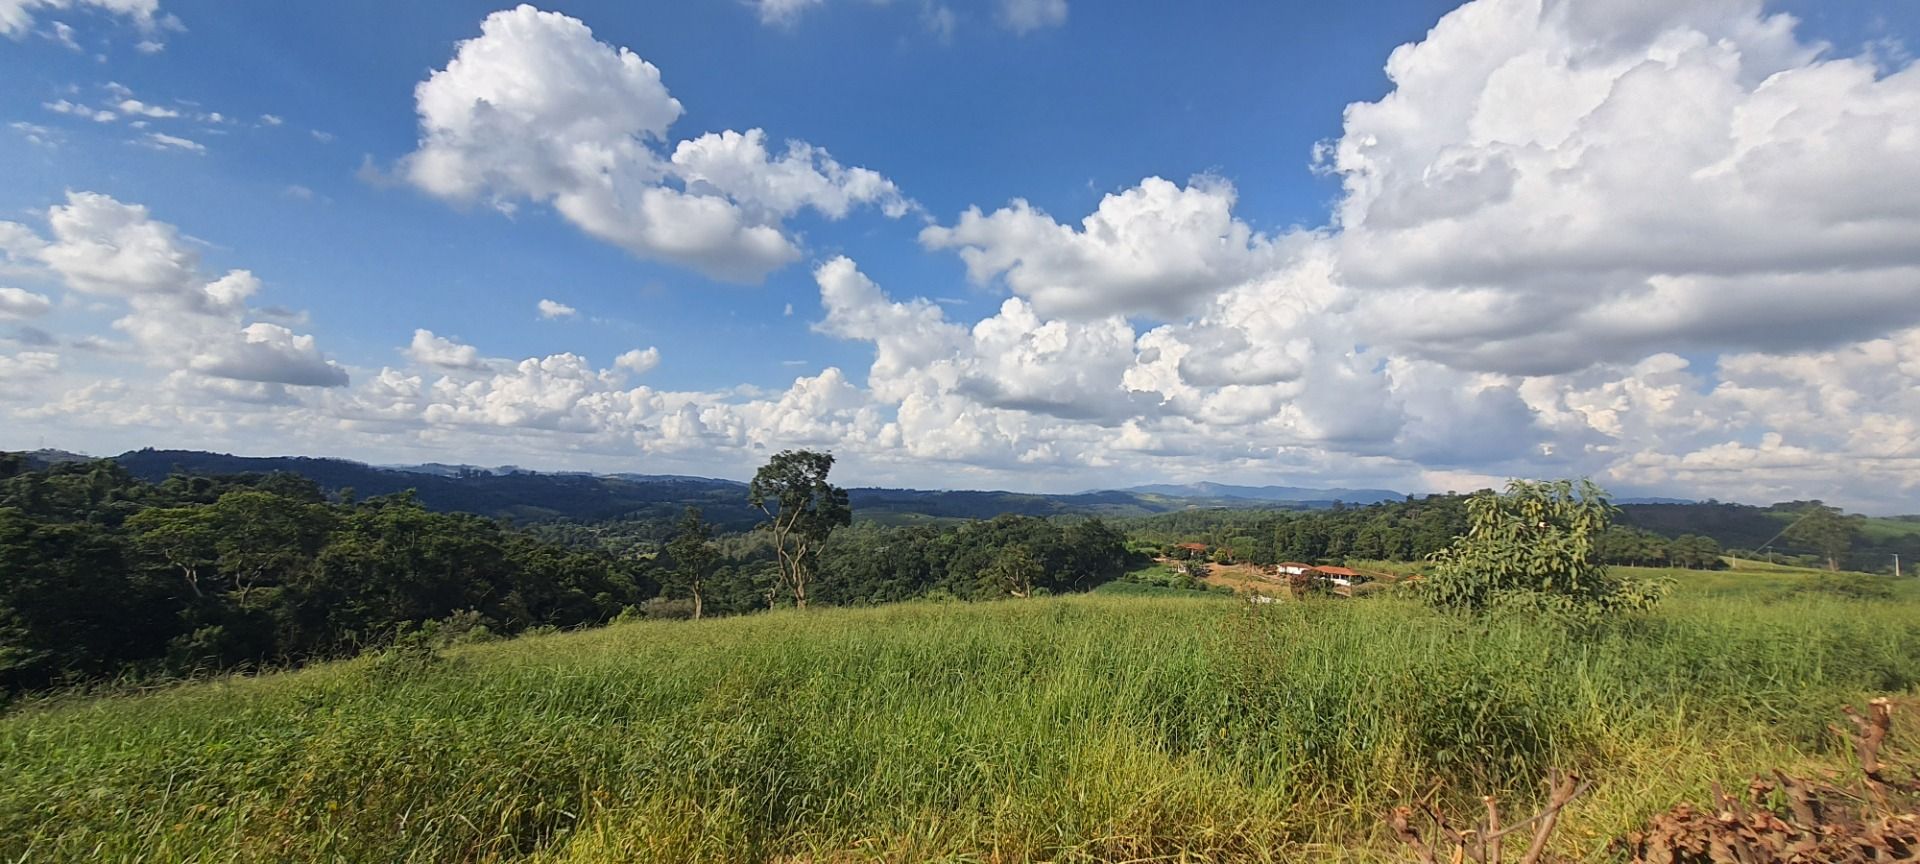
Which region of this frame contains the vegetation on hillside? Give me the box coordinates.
[0,452,1135,696]
[5,450,1918,860]
[4,578,1917,862]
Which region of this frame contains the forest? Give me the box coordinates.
[0,454,1134,696]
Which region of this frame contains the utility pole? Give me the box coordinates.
[1896,553,1902,579]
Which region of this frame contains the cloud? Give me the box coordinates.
[613,346,659,375]
[46,18,76,49]
[0,0,164,39]
[0,286,52,319]
[116,98,178,118]
[138,131,205,153]
[996,0,1065,34]
[1326,0,1920,374]
[753,0,821,27]
[921,176,1281,320]
[536,298,578,319]
[0,192,347,388]
[188,322,348,387]
[402,5,908,284]
[10,121,59,147]
[671,128,912,221]
[751,0,1063,35]
[4,324,57,347]
[0,350,57,378]
[405,328,487,370]
[45,100,115,123]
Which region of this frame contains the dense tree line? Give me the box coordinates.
[1,453,1134,696]
[1620,500,1907,573]
[1123,495,1728,570]
[812,516,1134,605]
[0,456,654,694]
[1594,526,1724,569]
[1122,496,1473,564]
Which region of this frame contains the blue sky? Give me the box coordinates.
[3,0,1920,510]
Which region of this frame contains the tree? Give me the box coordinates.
[664,507,719,619]
[748,450,851,609]
[1424,479,1658,613]
[126,506,219,597]
[981,546,1042,598]
[1783,502,1862,571]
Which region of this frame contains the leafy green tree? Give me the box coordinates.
[208,490,332,606]
[1783,502,1862,571]
[980,546,1042,598]
[664,507,720,619]
[1424,479,1657,613]
[749,450,851,609]
[125,506,220,597]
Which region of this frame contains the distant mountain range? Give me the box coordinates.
[17,447,1714,528]
[26,448,1368,527]
[1121,482,1405,505]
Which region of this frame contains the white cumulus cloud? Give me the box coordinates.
[0,192,347,388]
[402,4,907,284]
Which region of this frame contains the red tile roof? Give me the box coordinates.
[1314,565,1360,577]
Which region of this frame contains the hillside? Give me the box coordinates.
[98,449,1319,526]
[1124,481,1404,505]
[112,448,763,527]
[7,575,1918,862]
[1619,501,1920,572]
[18,450,1920,569]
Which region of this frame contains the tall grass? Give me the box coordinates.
[4,580,1918,862]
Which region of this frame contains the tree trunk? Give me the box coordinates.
[692,586,703,620]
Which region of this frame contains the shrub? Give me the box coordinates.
[1787,572,1897,602]
[1349,581,1390,598]
[1423,479,1662,614]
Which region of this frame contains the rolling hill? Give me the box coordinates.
[90,449,1323,527]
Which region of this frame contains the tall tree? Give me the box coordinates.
[980,546,1042,598]
[748,450,851,610]
[664,507,719,619]
[1784,502,1862,571]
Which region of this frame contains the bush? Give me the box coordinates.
[640,597,698,620]
[1787,572,1896,602]
[1424,479,1662,614]
[1349,581,1390,598]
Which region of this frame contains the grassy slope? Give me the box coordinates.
[6,574,1920,863]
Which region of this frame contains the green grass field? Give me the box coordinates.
[5,568,1918,862]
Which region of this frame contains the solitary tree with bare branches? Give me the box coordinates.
[749,450,851,610]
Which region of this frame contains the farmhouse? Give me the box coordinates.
[1173,542,1211,559]
[1276,562,1314,576]
[1312,565,1362,587]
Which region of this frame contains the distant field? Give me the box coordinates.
[1757,508,1920,545]
[5,578,1919,862]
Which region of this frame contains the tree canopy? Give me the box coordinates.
[749,450,852,609]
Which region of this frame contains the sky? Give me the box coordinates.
[2,0,1919,511]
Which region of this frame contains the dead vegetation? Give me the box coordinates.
[1394,700,1920,864]
[1390,769,1590,864]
